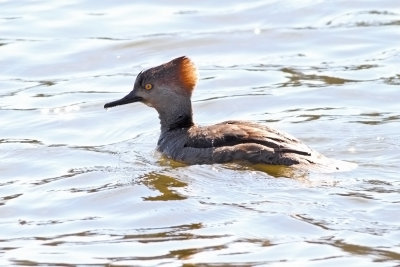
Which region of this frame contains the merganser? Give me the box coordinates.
[104,56,356,172]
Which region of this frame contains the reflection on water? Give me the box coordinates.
[1,0,400,266]
[141,172,187,201]
[353,112,400,125]
[280,67,357,87]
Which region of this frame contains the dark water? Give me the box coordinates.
[1,0,400,265]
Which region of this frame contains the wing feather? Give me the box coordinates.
[185,120,312,157]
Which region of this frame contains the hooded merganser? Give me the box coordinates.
[104,56,356,172]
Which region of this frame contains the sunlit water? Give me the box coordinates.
[1,0,400,265]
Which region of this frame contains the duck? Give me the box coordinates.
[104,56,356,172]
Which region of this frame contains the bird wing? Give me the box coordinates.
[185,120,313,157]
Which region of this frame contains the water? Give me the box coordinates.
[1,0,400,265]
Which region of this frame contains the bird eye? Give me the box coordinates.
[144,83,152,90]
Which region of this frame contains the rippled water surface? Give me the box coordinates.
[1,0,400,265]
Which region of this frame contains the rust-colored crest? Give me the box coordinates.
[175,56,197,94]
[143,56,198,96]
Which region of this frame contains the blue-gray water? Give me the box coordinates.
[1,0,400,265]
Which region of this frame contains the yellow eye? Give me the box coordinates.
[144,83,152,90]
